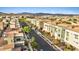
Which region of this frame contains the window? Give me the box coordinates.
[55,28,57,32]
[66,38,68,41]
[66,32,69,36]
[58,29,60,35]
[73,41,79,44]
[16,38,21,41]
[58,34,60,37]
[74,34,78,39]
[51,28,53,33]
[66,31,69,40]
[61,29,65,39]
[58,29,60,32]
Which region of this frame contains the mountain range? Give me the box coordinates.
[0,12,79,16]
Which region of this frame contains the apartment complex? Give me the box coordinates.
[28,16,79,50]
[27,18,50,30]
[0,16,25,51]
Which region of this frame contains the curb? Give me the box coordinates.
[34,30,63,51]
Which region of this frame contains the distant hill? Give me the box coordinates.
[0,12,79,16]
[18,12,33,15]
[18,12,79,16]
[0,12,7,14]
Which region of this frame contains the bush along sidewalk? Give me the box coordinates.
[30,36,40,50]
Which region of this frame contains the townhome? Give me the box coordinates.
[0,32,14,51]
[0,16,25,51]
[14,33,25,46]
[37,19,51,30]
[9,18,20,29]
[30,19,37,26]
[2,17,10,29]
[0,16,2,18]
[43,20,63,40]
[0,21,3,30]
[42,17,79,50]
[27,18,43,29]
[64,25,79,50]
[43,21,51,32]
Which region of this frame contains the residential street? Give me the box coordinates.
[29,29,56,51]
[20,22,56,51]
[0,7,79,51]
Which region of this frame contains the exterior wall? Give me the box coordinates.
[50,25,55,36]
[29,18,79,49]
[64,29,79,49]
[10,24,15,29]
[31,19,37,25]
[14,36,25,45]
[27,18,43,30]
[43,22,79,49]
[60,27,65,42]
[43,23,51,32]
[54,26,62,40]
[4,36,14,44]
[39,22,44,30]
[26,18,31,22]
[43,23,63,40]
[0,16,2,18]
[0,44,14,51]
[0,22,3,30]
[33,20,39,28]
[3,36,14,50]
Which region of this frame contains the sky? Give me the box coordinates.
[0,7,79,14]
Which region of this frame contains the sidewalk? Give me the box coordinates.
[23,32,33,51]
[26,22,63,51]
[34,29,63,51]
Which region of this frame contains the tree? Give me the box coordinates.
[22,26,31,33]
[31,36,36,42]
[19,18,26,22]
[63,21,71,24]
[68,19,72,21]
[0,18,2,22]
[24,40,28,46]
[31,36,39,49]
[68,18,77,23]
[73,19,77,23]
[31,41,39,49]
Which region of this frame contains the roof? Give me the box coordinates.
[0,37,4,46]
[10,24,15,28]
[0,22,3,29]
[3,44,14,49]
[70,25,79,33]
[43,19,79,33]
[12,47,21,51]
[15,33,24,36]
[0,44,14,51]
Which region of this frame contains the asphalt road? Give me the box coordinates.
[20,22,56,51]
[29,29,56,51]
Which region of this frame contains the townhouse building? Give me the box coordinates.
[42,18,79,50]
[27,18,51,30]
[64,25,79,50]
[0,16,25,51]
